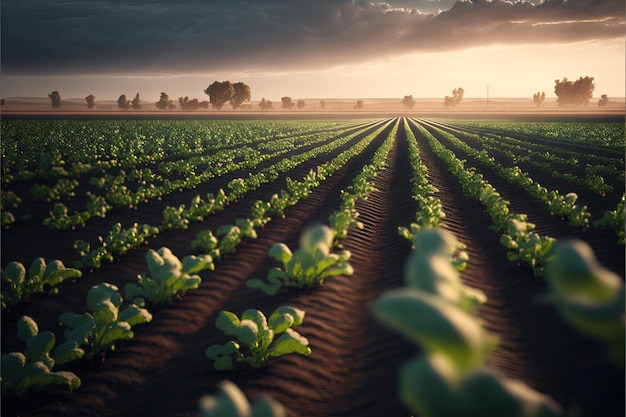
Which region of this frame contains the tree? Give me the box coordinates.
[443,88,464,108]
[85,94,96,109]
[131,93,141,110]
[320,100,326,110]
[533,92,545,107]
[48,91,62,108]
[354,100,364,110]
[297,100,305,109]
[204,81,234,110]
[281,97,294,109]
[554,76,594,107]
[598,94,609,107]
[117,95,130,110]
[230,82,251,109]
[402,95,416,109]
[155,92,173,110]
[259,98,273,110]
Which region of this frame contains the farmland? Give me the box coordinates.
[1,116,624,417]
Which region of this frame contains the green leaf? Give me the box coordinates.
[52,340,85,365]
[64,320,95,346]
[242,309,268,331]
[24,331,55,363]
[267,313,294,334]
[216,311,241,336]
[399,355,466,417]
[269,306,306,327]
[268,243,292,265]
[269,328,311,358]
[99,321,133,350]
[198,380,250,416]
[17,315,39,342]
[3,262,26,287]
[205,344,225,360]
[28,258,46,280]
[236,320,259,346]
[214,356,235,371]
[118,304,153,326]
[59,312,92,329]
[371,288,496,372]
[1,353,27,386]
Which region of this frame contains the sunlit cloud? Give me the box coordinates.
[1,0,623,76]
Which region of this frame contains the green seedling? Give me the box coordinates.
[125,247,214,306]
[247,224,353,295]
[198,380,286,417]
[206,306,311,370]
[2,258,82,309]
[60,283,152,359]
[545,240,625,366]
[1,315,83,396]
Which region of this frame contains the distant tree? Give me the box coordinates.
[533,92,545,107]
[443,88,464,108]
[402,95,416,109]
[259,98,273,110]
[48,91,62,108]
[598,94,609,107]
[354,100,364,110]
[117,95,130,110]
[131,93,141,110]
[204,81,234,110]
[155,92,173,110]
[297,100,305,109]
[320,100,326,110]
[230,82,251,109]
[85,94,96,109]
[554,76,594,107]
[281,96,294,109]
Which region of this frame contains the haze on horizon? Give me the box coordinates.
[1,0,624,102]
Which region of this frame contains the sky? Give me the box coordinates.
[1,0,624,101]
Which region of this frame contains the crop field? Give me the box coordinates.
[1,116,624,417]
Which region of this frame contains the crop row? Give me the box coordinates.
[1,118,398,403]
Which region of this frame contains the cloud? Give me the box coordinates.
[1,0,623,76]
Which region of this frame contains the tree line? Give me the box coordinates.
[42,75,609,110]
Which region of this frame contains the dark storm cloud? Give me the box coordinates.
[1,0,623,75]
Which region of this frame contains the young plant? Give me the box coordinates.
[59,283,152,359]
[544,240,625,367]
[125,247,214,306]
[247,224,353,295]
[205,306,311,370]
[1,315,83,396]
[216,219,258,257]
[371,228,563,417]
[198,380,286,417]
[191,230,222,260]
[2,258,83,309]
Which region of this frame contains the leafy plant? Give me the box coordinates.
[544,240,625,366]
[1,315,83,396]
[59,283,152,359]
[2,258,83,309]
[125,247,214,306]
[371,227,563,417]
[192,230,222,260]
[593,193,625,244]
[247,224,353,295]
[198,380,286,417]
[205,306,311,370]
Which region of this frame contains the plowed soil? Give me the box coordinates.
[2,116,624,417]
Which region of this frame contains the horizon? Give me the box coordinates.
[1,1,624,101]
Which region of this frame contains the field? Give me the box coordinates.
[1,115,624,417]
